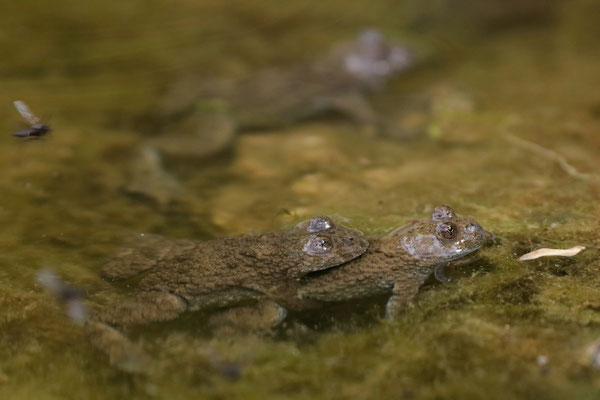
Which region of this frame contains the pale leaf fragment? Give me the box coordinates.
[518,246,585,261]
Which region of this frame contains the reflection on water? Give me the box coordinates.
[1,0,600,398]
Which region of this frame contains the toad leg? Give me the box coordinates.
[208,300,287,332]
[326,92,379,128]
[85,320,151,374]
[125,145,182,205]
[385,279,421,320]
[97,291,188,326]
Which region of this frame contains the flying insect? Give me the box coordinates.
[12,100,51,138]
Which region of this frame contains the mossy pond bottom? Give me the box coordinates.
[1,1,600,398]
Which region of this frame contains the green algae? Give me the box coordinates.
[1,0,600,399]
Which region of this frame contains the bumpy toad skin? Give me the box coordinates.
[291,206,489,318]
[96,217,368,326]
[127,30,413,203]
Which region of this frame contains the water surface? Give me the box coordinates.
[1,1,600,398]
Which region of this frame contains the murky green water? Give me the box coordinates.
[2,0,600,398]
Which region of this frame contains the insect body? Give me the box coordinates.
[12,100,51,138]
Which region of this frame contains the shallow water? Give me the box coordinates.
[2,0,600,398]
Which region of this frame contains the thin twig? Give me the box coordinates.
[505,134,599,182]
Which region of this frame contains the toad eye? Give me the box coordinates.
[307,217,333,233]
[436,222,458,240]
[303,236,333,256]
[431,205,455,222]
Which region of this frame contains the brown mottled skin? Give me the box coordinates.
[96,217,368,326]
[82,216,367,373]
[280,206,489,318]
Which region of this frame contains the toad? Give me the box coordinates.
[210,205,490,327]
[86,216,368,372]
[128,29,413,203]
[291,205,489,318]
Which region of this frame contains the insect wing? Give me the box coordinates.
[13,100,41,126]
